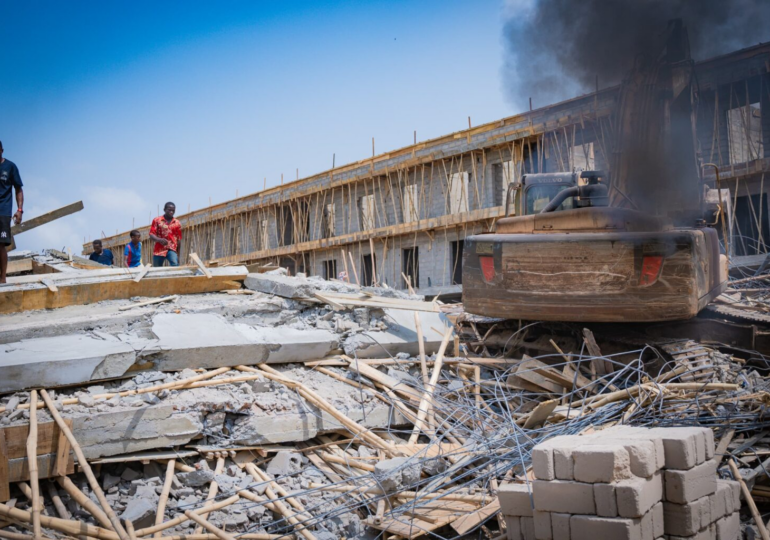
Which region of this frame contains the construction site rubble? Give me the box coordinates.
[1,266,770,540]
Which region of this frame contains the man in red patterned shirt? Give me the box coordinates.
[149,202,182,267]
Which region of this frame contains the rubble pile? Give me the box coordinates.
[1,270,770,539]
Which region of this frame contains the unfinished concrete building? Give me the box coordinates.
[89,41,770,291]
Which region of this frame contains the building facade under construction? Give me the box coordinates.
[90,41,770,293]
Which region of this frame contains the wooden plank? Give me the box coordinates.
[133,265,150,283]
[11,202,84,236]
[450,500,500,535]
[39,279,58,293]
[189,253,212,279]
[583,328,612,375]
[508,356,563,394]
[6,454,75,487]
[0,270,246,315]
[2,422,62,459]
[7,259,32,275]
[522,399,558,429]
[0,429,9,501]
[54,420,73,477]
[118,295,179,311]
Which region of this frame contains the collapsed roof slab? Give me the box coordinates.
[0,334,136,393]
[0,365,407,461]
[0,313,339,394]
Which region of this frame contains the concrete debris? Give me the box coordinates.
[266,451,303,476]
[1,264,769,540]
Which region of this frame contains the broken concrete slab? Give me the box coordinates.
[144,313,338,370]
[244,272,317,299]
[345,307,451,358]
[0,313,339,393]
[71,403,203,460]
[0,334,136,393]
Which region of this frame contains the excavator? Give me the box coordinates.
[462,21,728,323]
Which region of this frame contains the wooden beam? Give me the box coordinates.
[6,259,32,275]
[11,202,83,237]
[189,253,212,279]
[0,267,246,315]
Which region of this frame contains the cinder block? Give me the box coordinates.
[724,480,740,512]
[710,481,734,519]
[598,427,666,471]
[715,512,739,540]
[664,496,711,537]
[532,480,595,515]
[582,437,662,478]
[573,444,632,483]
[550,513,570,540]
[616,471,663,518]
[640,507,653,540]
[548,436,583,481]
[651,501,664,539]
[665,459,717,504]
[569,515,642,540]
[521,516,536,540]
[499,483,534,517]
[533,510,551,540]
[553,446,575,481]
[667,525,716,540]
[532,446,555,481]
[648,427,704,470]
[704,429,715,460]
[506,516,521,540]
[594,483,618,517]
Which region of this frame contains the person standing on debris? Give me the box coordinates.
[0,140,24,284]
[149,202,182,267]
[89,239,114,266]
[124,229,142,268]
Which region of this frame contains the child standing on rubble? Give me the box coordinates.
[149,202,182,267]
[124,229,142,267]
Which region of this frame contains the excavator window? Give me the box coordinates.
[525,184,575,214]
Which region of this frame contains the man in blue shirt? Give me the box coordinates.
[124,230,142,268]
[0,140,24,284]
[89,239,114,266]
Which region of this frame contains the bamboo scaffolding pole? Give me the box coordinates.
[245,464,314,525]
[39,390,129,540]
[237,365,396,455]
[154,459,176,538]
[0,503,118,540]
[243,464,316,540]
[26,390,41,540]
[135,495,240,537]
[408,328,454,444]
[56,472,113,530]
[193,457,225,534]
[183,512,236,540]
[45,481,69,520]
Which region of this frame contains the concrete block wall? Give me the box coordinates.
[499,426,739,540]
[309,222,486,289]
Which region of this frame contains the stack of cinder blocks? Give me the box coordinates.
[499,426,740,540]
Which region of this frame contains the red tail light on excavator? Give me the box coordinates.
[640,255,664,286]
[480,256,495,282]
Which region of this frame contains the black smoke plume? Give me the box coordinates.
[504,0,770,108]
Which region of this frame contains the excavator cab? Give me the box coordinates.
[504,171,608,217]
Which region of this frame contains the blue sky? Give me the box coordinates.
[1,0,519,254]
